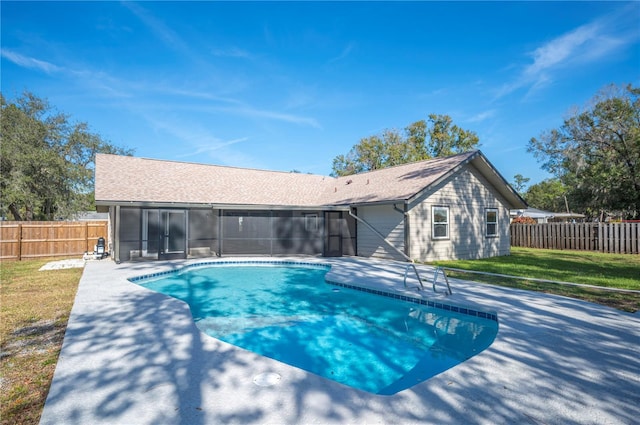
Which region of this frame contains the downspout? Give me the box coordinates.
[217,208,223,257]
[185,209,189,258]
[114,205,121,263]
[392,203,410,259]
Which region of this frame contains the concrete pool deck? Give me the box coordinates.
[40,257,640,425]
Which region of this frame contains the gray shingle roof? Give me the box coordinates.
[95,150,524,208]
[95,155,330,206]
[325,151,477,205]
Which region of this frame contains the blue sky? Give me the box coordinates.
[2,1,639,188]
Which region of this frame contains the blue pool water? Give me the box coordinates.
[134,263,498,395]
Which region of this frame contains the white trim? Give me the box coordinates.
[432,206,449,240]
[486,208,498,237]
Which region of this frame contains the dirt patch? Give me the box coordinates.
[1,319,67,360]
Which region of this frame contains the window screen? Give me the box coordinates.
[432,206,449,239]
[486,208,498,237]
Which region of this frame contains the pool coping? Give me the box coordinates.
[40,256,640,425]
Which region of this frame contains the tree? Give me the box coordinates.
[528,83,640,219]
[524,178,568,212]
[331,114,480,176]
[1,91,133,221]
[425,114,479,158]
[512,174,530,196]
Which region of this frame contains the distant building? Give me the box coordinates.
[74,211,109,221]
[510,208,585,223]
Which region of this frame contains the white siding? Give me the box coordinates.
[408,165,511,262]
[356,204,406,261]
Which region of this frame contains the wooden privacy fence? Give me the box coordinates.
[511,222,640,254]
[0,221,108,261]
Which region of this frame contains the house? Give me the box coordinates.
[94,150,527,263]
[73,211,109,221]
[511,207,555,223]
[510,208,586,223]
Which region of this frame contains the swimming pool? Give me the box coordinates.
[132,261,498,395]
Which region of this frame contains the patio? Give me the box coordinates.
[40,257,640,424]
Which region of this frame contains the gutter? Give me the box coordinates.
[95,200,350,212]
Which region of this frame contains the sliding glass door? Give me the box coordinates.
[142,209,186,260]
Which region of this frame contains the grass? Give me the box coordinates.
[430,247,640,312]
[0,259,82,425]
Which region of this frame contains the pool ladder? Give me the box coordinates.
[403,264,452,295]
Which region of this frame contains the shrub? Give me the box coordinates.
[511,216,537,224]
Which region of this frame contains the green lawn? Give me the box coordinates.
[0,259,82,425]
[430,247,640,312]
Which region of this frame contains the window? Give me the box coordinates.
[486,208,498,237]
[304,214,318,232]
[432,206,449,239]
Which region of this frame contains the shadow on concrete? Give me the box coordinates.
[40,259,640,424]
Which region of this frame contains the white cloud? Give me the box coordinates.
[218,106,322,129]
[161,88,244,106]
[122,1,210,67]
[525,24,598,77]
[177,137,250,159]
[1,49,62,73]
[122,2,190,54]
[141,92,322,129]
[467,109,497,123]
[1,47,141,100]
[0,49,133,99]
[140,112,251,162]
[497,5,640,99]
[211,46,253,59]
[2,46,318,132]
[328,42,356,64]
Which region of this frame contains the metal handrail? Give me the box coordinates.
[403,263,425,291]
[404,265,453,295]
[346,209,452,295]
[433,267,453,295]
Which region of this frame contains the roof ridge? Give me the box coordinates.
[332,150,479,181]
[95,149,528,209]
[96,153,332,178]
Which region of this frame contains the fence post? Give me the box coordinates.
[17,224,23,261]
